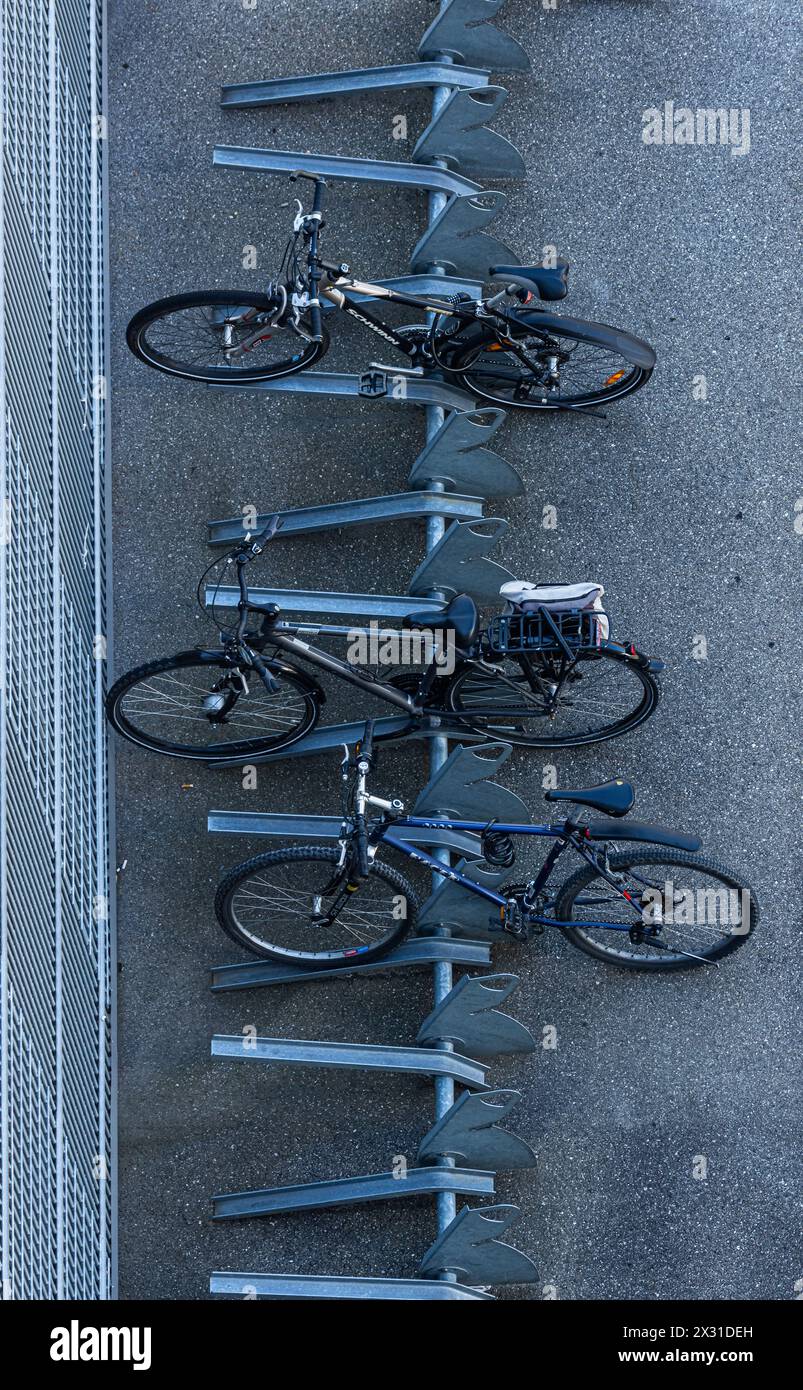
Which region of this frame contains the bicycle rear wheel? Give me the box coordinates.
[445,651,658,747]
[556,850,758,970]
[126,290,328,383]
[450,316,652,410]
[106,653,319,761]
[215,847,417,966]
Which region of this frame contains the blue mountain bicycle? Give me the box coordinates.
[214,722,758,972]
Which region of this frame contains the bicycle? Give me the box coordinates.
[214,720,758,971]
[105,518,664,761]
[126,171,656,413]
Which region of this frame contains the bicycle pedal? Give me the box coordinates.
[358,370,387,397]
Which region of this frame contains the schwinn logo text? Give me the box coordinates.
[50,1321,152,1370]
[642,102,751,157]
[344,306,400,345]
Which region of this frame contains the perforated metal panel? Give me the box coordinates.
[0,0,113,1299]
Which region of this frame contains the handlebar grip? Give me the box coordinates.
[309,300,323,343]
[249,653,280,695]
[357,719,375,767]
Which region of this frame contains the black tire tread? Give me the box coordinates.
[556,849,758,971]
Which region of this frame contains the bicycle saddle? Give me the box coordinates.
[490,261,570,302]
[545,779,635,817]
[403,593,479,649]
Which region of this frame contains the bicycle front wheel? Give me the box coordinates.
[215,847,418,966]
[445,651,658,748]
[126,290,328,383]
[556,850,758,970]
[106,653,319,761]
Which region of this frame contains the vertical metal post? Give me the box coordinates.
[423,33,460,1272]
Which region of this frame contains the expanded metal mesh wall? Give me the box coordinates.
[0,0,113,1298]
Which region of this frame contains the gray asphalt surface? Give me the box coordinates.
[108,0,801,1300]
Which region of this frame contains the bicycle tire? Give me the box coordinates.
[444,650,659,748]
[556,849,758,970]
[448,313,652,410]
[215,846,418,966]
[106,652,320,761]
[126,290,329,383]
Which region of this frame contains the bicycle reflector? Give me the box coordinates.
[604,369,627,386]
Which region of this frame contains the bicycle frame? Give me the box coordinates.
[259,619,421,713]
[320,274,480,357]
[377,815,645,933]
[246,615,566,723]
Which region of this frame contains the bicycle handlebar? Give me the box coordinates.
[288,172,327,342]
[251,513,282,551]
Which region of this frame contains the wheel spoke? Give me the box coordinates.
[565,858,751,964]
[224,854,408,960]
[452,654,652,744]
[114,660,313,754]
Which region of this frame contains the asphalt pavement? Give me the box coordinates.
[108,0,801,1300]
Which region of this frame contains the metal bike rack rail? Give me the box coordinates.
[208,1,537,1300]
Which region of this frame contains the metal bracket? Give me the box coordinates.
[207,810,484,860]
[210,938,493,993]
[221,62,492,108]
[213,148,515,279]
[206,585,446,619]
[207,491,485,547]
[417,974,536,1056]
[412,739,531,821]
[211,1036,489,1089]
[204,718,485,769]
[418,1089,538,1170]
[207,367,478,414]
[414,86,525,179]
[212,1166,495,1220]
[417,856,515,936]
[419,1204,537,1286]
[409,407,523,499]
[418,0,531,72]
[210,1271,494,1300]
[411,189,518,277]
[409,516,514,600]
[213,144,482,198]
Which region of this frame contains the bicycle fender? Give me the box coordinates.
[187,649,326,703]
[582,820,702,853]
[603,640,665,674]
[510,311,657,370]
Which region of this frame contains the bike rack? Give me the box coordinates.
[210,744,539,1297]
[208,1,538,1299]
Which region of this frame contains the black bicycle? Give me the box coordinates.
[214,721,758,971]
[126,171,655,412]
[105,519,663,761]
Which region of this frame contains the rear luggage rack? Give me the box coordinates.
[484,606,607,659]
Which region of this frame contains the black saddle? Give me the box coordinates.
[403,593,479,650]
[545,779,635,817]
[490,261,570,302]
